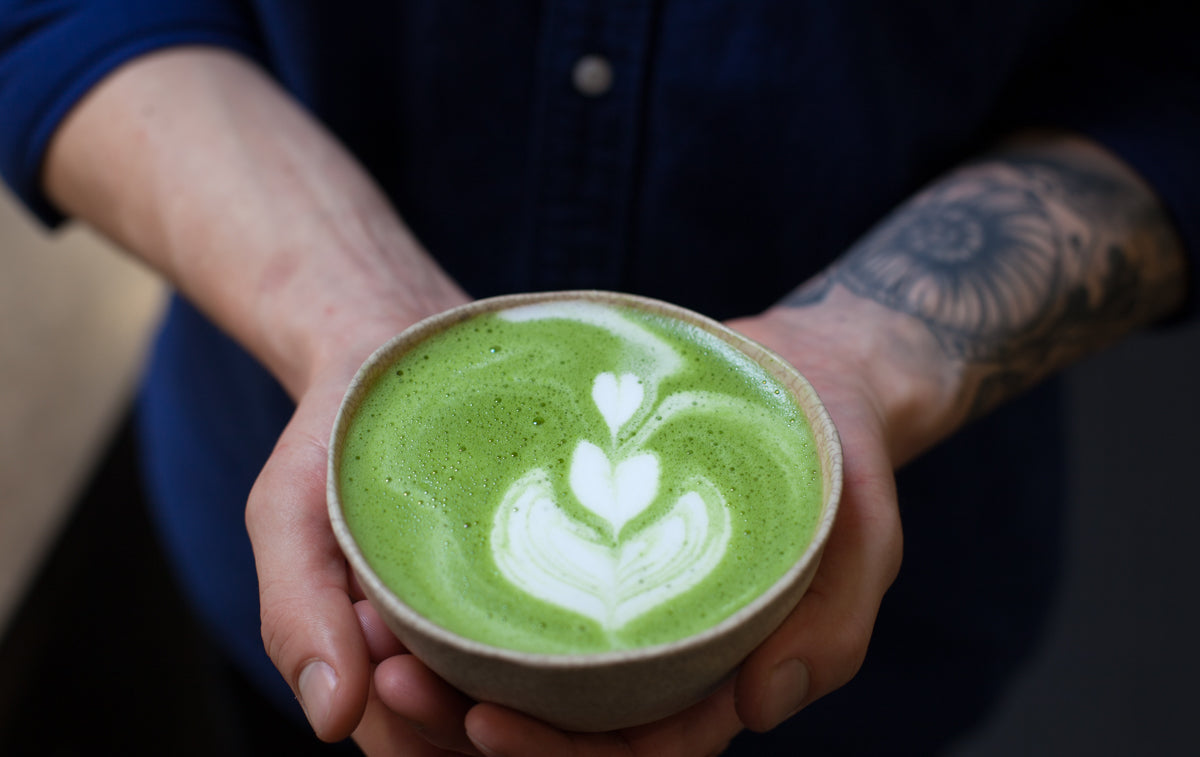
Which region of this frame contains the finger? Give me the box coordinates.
[356,599,408,662]
[246,390,371,742]
[354,680,466,757]
[466,705,636,757]
[735,442,903,732]
[375,654,481,755]
[620,677,742,756]
[464,678,742,757]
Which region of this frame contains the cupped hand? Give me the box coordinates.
[242,294,473,754]
[723,309,903,732]
[367,305,906,757]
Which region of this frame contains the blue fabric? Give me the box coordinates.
[0,0,263,224]
[136,297,299,717]
[0,1,1196,752]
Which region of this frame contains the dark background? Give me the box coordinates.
[951,319,1200,756]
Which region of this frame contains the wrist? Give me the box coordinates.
[746,284,965,467]
[258,241,471,400]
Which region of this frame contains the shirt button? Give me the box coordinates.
[571,54,614,97]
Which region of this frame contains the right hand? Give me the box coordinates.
[244,311,477,752]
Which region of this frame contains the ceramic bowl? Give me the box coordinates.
[327,290,842,731]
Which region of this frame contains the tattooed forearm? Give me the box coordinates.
[787,137,1187,420]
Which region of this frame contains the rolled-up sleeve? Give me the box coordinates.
[0,0,262,226]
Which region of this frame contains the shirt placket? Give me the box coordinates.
[523,0,657,291]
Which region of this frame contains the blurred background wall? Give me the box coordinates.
[0,185,163,631]
[952,312,1200,755]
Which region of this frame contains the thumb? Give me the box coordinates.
[735,437,902,731]
[246,388,370,741]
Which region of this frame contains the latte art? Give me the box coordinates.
[339,299,822,653]
[492,371,732,634]
[492,470,730,633]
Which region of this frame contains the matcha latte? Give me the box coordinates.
[337,297,824,655]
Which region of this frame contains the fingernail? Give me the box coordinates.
[763,659,810,728]
[467,731,502,757]
[471,739,502,757]
[298,661,337,734]
[465,711,504,757]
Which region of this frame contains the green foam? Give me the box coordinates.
[340,303,822,653]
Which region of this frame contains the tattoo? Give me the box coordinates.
[786,145,1186,419]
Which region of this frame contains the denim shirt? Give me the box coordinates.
[2,2,1197,752]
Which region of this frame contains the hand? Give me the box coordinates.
[723,308,904,730]
[244,294,471,752]
[365,304,906,756]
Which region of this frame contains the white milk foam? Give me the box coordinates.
[591,372,643,438]
[490,303,736,631]
[492,468,731,632]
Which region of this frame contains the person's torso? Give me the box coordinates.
[245,0,1081,317]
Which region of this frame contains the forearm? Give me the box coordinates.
[43,46,466,397]
[753,133,1187,465]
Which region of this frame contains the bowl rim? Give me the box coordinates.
[326,289,843,670]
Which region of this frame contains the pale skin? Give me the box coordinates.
[44,47,1187,756]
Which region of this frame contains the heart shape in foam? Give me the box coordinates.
[592,372,643,436]
[570,441,659,536]
[492,469,732,632]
